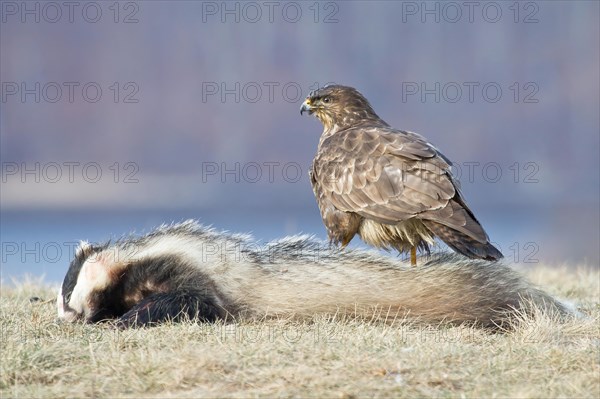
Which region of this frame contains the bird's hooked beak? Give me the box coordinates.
[300,98,313,115]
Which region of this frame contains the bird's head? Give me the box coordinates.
[300,85,382,131]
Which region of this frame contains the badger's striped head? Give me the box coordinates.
[57,241,126,323]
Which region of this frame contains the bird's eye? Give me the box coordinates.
[322,97,331,103]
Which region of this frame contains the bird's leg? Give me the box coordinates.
[410,246,417,267]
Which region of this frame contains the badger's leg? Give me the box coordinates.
[116,289,224,328]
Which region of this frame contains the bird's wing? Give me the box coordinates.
[312,126,488,243]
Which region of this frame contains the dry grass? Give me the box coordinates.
[1,265,599,398]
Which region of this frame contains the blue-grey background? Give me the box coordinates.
[1,1,599,283]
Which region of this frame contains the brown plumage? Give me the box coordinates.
[300,84,503,263]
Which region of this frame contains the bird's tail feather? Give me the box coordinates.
[423,220,503,260]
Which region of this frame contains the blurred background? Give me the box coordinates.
[1,1,598,282]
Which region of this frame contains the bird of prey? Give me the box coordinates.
[300,84,502,266]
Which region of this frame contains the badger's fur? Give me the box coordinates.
[57,220,577,329]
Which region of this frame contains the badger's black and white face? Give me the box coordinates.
[57,241,124,323]
[56,221,231,327]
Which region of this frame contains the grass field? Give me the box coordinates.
[1,265,599,398]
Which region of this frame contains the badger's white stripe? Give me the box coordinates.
[68,253,113,318]
[56,283,64,318]
[76,240,91,257]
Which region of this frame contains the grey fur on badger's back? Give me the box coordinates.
[57,220,576,329]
